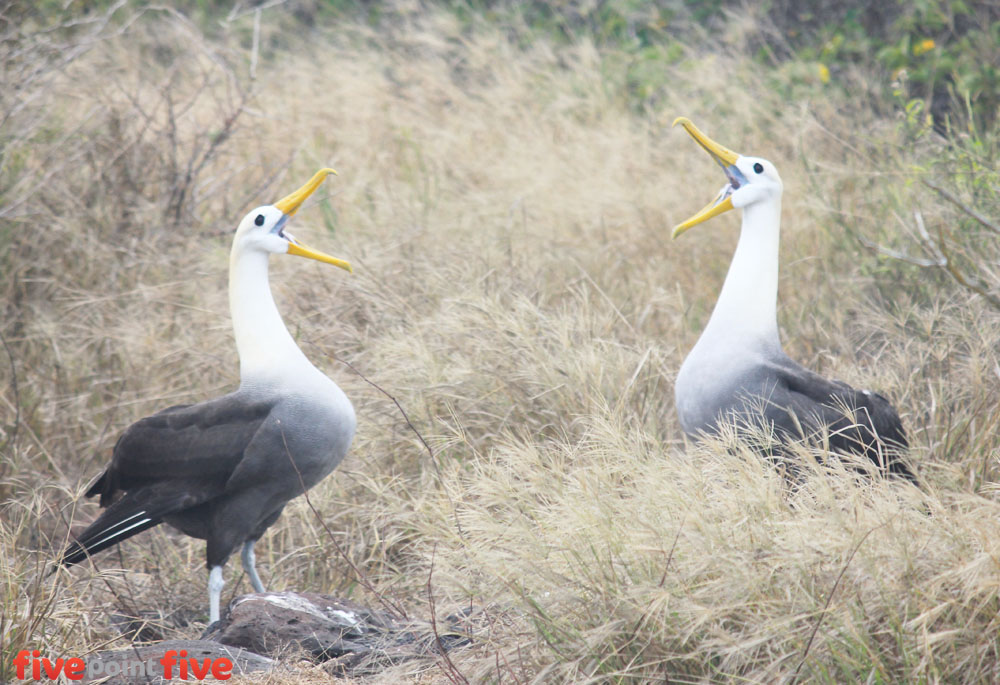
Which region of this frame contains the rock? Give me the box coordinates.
[76,593,475,682]
[203,591,473,674]
[80,638,274,684]
[204,592,396,660]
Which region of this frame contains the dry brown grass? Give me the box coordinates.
[2,4,999,683]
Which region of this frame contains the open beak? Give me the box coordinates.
[671,117,744,239]
[274,168,353,272]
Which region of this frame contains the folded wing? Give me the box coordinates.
[63,394,275,565]
[758,356,916,482]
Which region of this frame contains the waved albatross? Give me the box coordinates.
[671,118,916,482]
[60,169,356,622]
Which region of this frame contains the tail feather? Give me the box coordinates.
[60,481,217,567]
[62,500,163,566]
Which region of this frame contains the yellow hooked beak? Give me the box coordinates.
[274,168,353,272]
[671,117,742,239]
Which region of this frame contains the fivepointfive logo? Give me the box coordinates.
[11,648,234,681]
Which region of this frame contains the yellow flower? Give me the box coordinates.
[913,39,936,56]
[817,63,831,84]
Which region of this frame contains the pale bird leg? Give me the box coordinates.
[208,565,224,623]
[241,540,266,593]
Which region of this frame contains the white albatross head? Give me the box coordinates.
[232,168,352,272]
[670,117,783,238]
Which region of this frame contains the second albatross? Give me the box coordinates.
[671,118,916,482]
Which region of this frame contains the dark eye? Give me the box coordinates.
[254,214,265,226]
[753,162,764,174]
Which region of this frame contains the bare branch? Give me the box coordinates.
[861,208,1000,311]
[279,425,408,619]
[933,222,1000,310]
[791,523,885,682]
[426,545,470,685]
[225,0,291,23]
[857,234,943,267]
[312,345,468,544]
[250,8,261,81]
[0,328,20,462]
[923,179,1000,236]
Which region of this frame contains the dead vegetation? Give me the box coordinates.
[1,3,999,683]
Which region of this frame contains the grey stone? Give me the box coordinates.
[203,591,473,674]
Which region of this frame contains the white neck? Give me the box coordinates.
[699,197,782,350]
[228,246,315,384]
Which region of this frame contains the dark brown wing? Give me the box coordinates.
[760,357,916,482]
[63,393,275,566]
[88,394,275,505]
